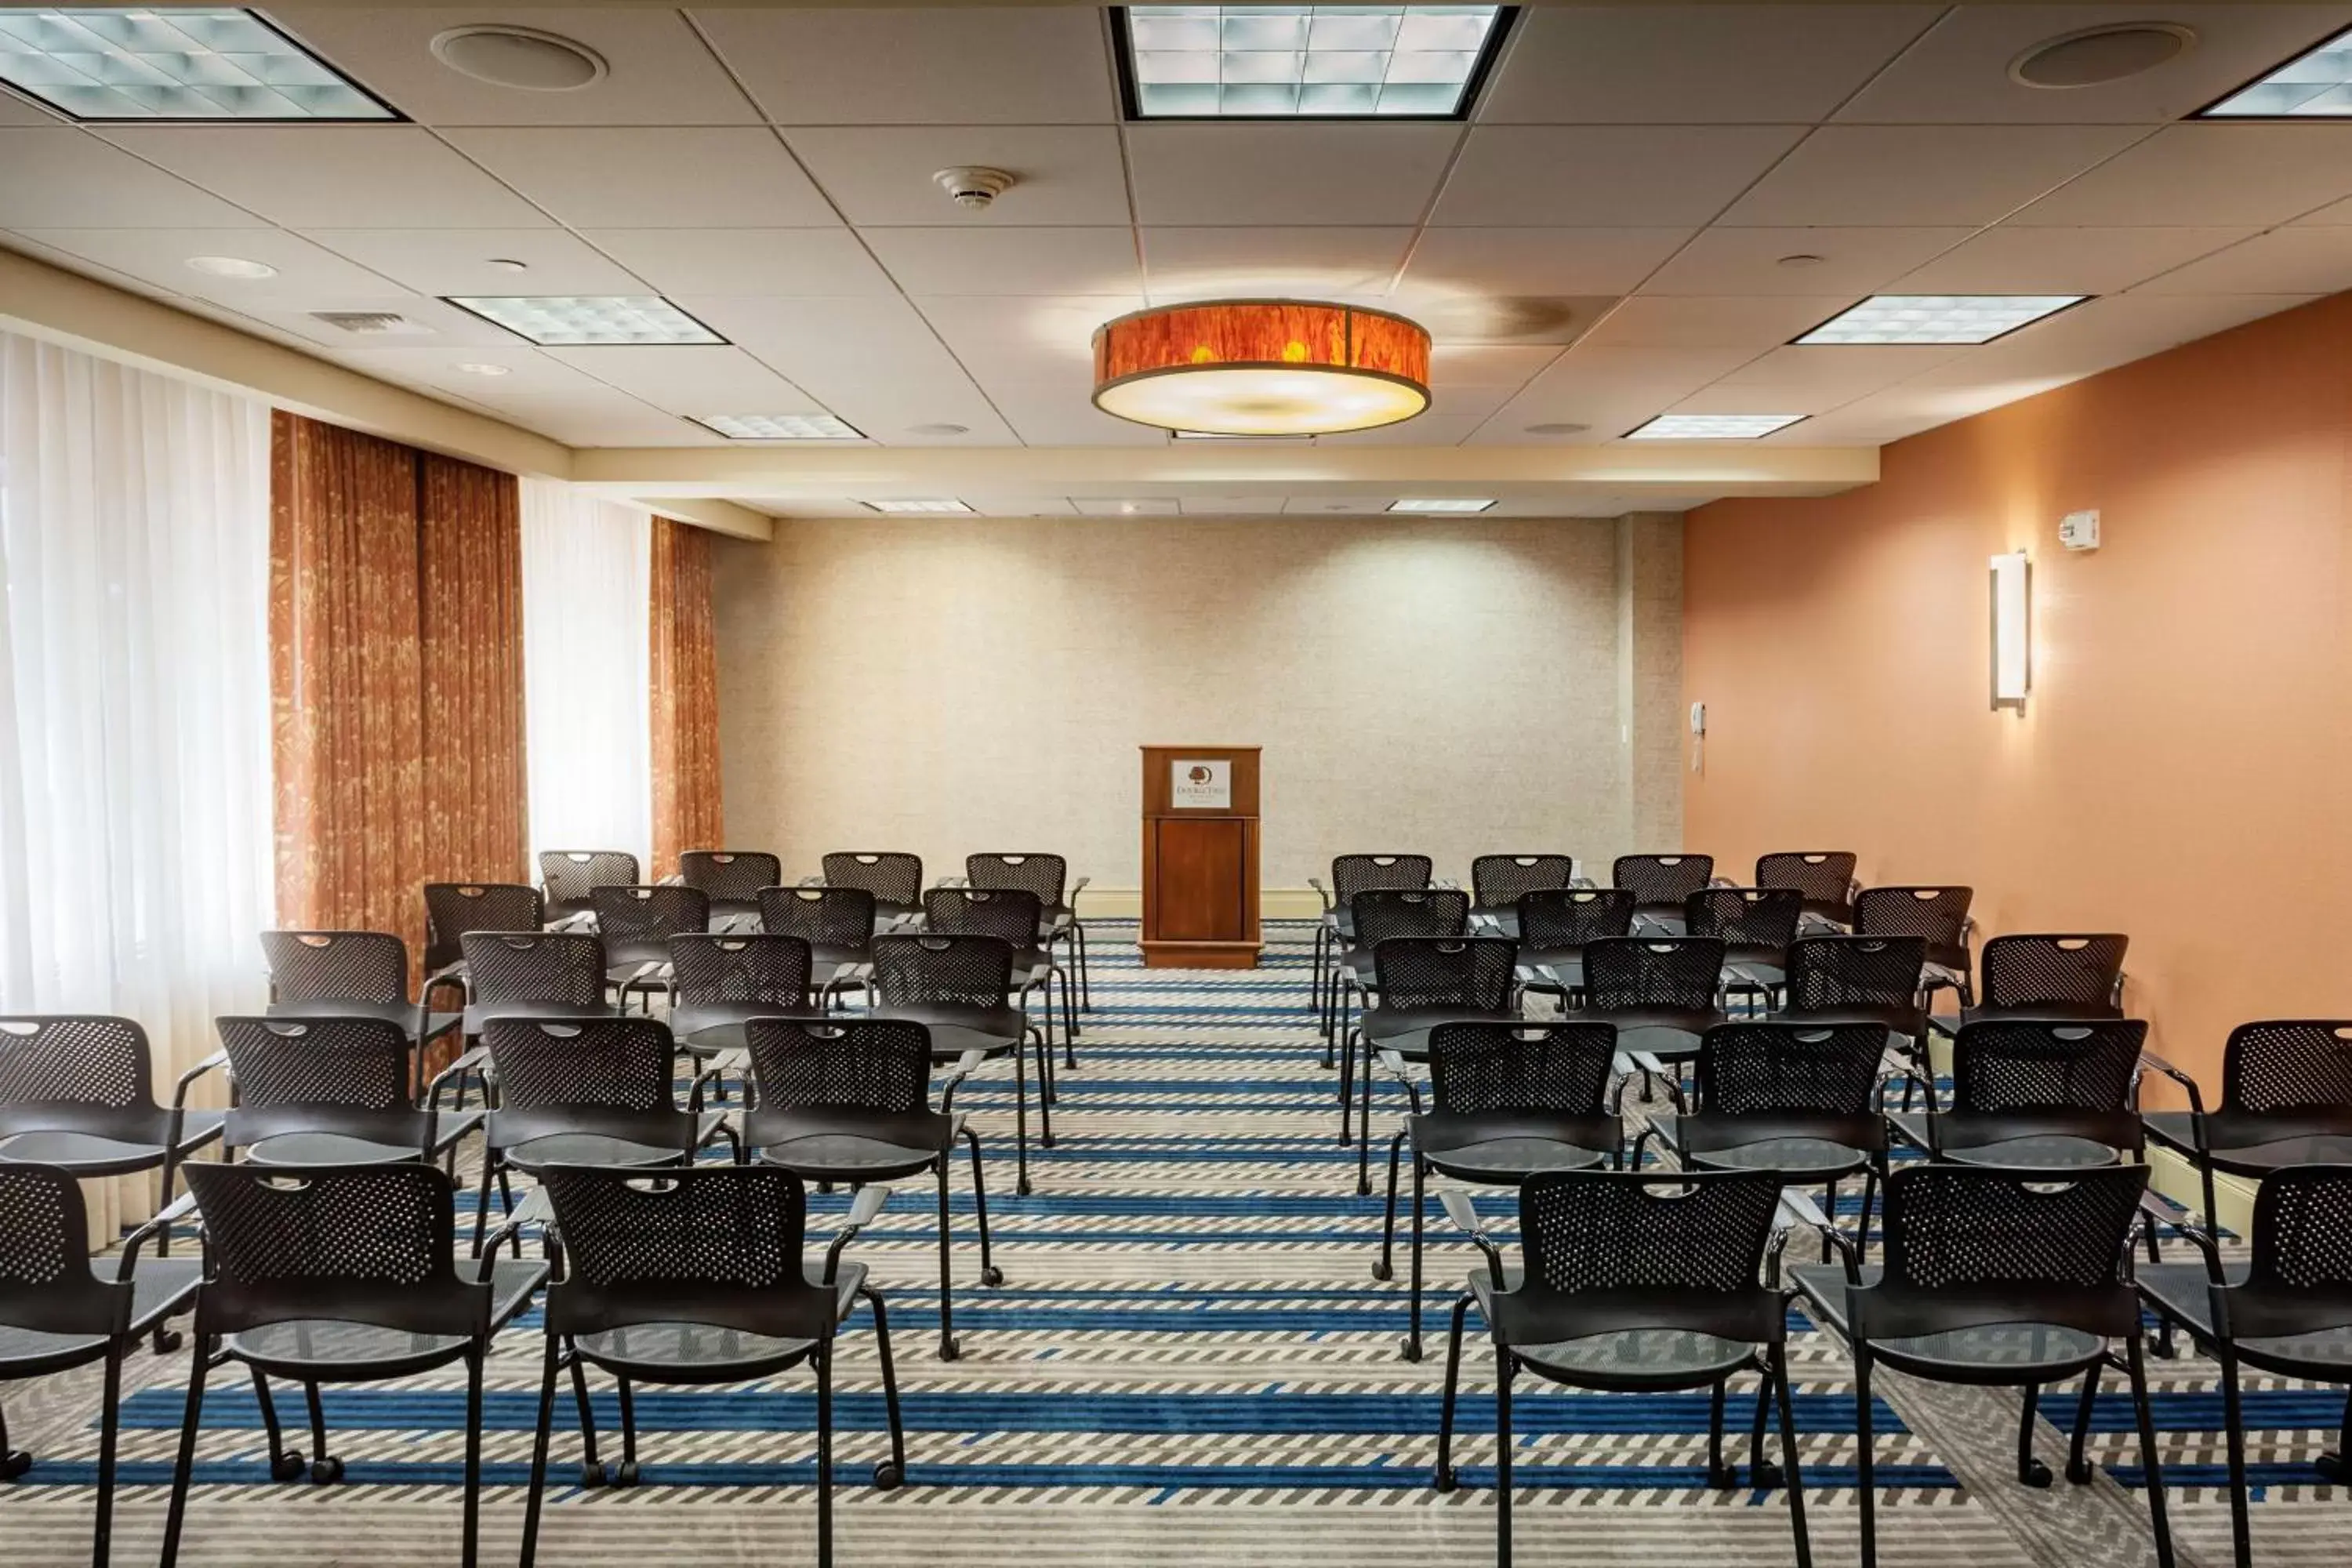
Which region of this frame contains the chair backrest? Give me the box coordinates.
[261,930,408,1004]
[423,882,544,972]
[1696,1021,1889,1116]
[1874,1163,2145,1303]
[482,1016,681,1113]
[1580,937,1725,1012]
[1470,854,1575,909]
[966,852,1069,908]
[2243,1164,2352,1296]
[924,886,1043,949]
[1611,853,1714,909]
[1948,1018,2147,1114]
[1979,934,2128,1011]
[822,851,924,911]
[678,851,782,904]
[1683,887,1803,949]
[1517,1168,1784,1303]
[460,931,608,1007]
[1348,887,1469,946]
[2222,1019,2352,1116]
[668,934,811,1011]
[1853,886,1974,972]
[1517,887,1635,949]
[1330,854,1431,902]
[759,884,877,948]
[216,1015,412,1112]
[872,933,1014,1010]
[1370,936,1517,1012]
[591,884,712,944]
[746,1016,933,1116]
[0,1162,124,1335]
[1782,935,1926,1019]
[539,851,641,911]
[0,1016,167,1148]
[1755,851,1858,919]
[1428,1021,1617,1117]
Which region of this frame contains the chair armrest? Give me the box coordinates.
[426,1046,490,1112]
[1069,875,1091,898]
[687,1062,728,1115]
[825,1185,891,1283]
[481,1186,553,1268]
[114,1191,202,1283]
[170,1050,230,1109]
[1771,1192,1861,1285]
[1438,1188,1506,1288]
[937,1047,990,1091]
[2136,1051,2206,1119]
[422,959,469,998]
[2140,1192,2224,1282]
[1307,877,1330,913]
[1570,874,1599,889]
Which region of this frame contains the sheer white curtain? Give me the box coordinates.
[0,330,273,1235]
[521,477,652,873]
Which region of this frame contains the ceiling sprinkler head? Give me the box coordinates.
[934,165,1017,209]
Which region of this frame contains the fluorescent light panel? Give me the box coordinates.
[2202,25,2352,116]
[1121,5,1506,118]
[694,413,862,441]
[1626,413,1807,441]
[866,499,971,514]
[0,7,391,120]
[445,296,723,347]
[1798,295,2085,346]
[1388,498,1494,513]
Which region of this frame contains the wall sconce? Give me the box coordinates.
[1990,550,2030,710]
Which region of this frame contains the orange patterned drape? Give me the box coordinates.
[650,517,724,875]
[270,412,527,975]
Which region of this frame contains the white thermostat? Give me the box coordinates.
[2059,509,2100,551]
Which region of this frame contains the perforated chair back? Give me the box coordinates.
[218,1016,412,1112]
[1330,854,1432,902]
[1781,935,1926,1025]
[760,885,877,949]
[1684,887,1803,949]
[592,885,712,946]
[1612,854,1714,909]
[1348,887,1470,947]
[1428,1021,1617,1117]
[0,1162,123,1334]
[1517,887,1635,949]
[1517,1168,1784,1305]
[1696,1021,1890,1117]
[678,851,782,906]
[923,887,1044,950]
[872,933,1014,1011]
[2241,1164,2352,1296]
[1755,851,1858,922]
[1949,1018,2147,1115]
[1854,886,1975,974]
[1471,855,1575,910]
[482,1016,680,1113]
[1979,934,2128,1013]
[2220,1020,2352,1116]
[966,853,1069,909]
[669,934,812,1012]
[821,852,924,914]
[0,1014,168,1145]
[746,1017,935,1116]
[460,931,606,1009]
[1370,936,1518,1013]
[423,883,543,973]
[261,931,408,1005]
[539,851,641,918]
[1581,938,1725,1012]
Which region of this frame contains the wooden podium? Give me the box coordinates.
[1139,745,1261,969]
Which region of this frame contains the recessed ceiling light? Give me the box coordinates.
[185,254,276,279]
[2011,24,2194,89]
[1116,5,1511,120]
[1522,421,1589,437]
[866,499,971,514]
[429,24,606,92]
[444,296,724,347]
[485,258,529,274]
[693,413,862,441]
[0,8,394,121]
[1795,295,2085,346]
[1776,253,1827,269]
[1626,413,1807,441]
[2200,24,2352,116]
[908,422,971,437]
[1388,498,1494,514]
[455,362,511,377]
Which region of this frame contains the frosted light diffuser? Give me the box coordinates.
[0,8,392,120]
[1388,498,1493,513]
[2201,26,2352,116]
[1120,5,1507,118]
[1798,296,2084,346]
[1626,413,1806,440]
[694,413,862,441]
[1991,550,2030,710]
[445,296,723,347]
[866,499,971,514]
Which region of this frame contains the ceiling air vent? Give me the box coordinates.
[308,311,433,336]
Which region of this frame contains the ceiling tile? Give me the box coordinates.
[1640,227,1971,296]
[0,86,62,125]
[1,230,189,303]
[1491,344,1766,435]
[681,294,1020,444]
[964,496,1080,516]
[1435,127,1809,227]
[1072,498,1181,515]
[100,126,548,229]
[2010,125,2352,228]
[1403,292,1619,347]
[1719,125,2144,227]
[1400,227,1693,296]
[693,6,1117,125]
[200,295,529,350]
[863,227,1139,296]
[913,294,1135,376]
[441,128,837,229]
[2132,226,2352,296]
[541,345,815,416]
[1700,343,1977,410]
[1143,227,1414,299]
[1893,224,2256,294]
[579,229,894,297]
[1831,5,2352,125]
[990,379,1169,445]
[1179,494,1289,515]
[1481,4,1937,124]
[1127,123,1461,225]
[312,345,613,398]
[784,125,1128,226]
[10,227,405,307]
[265,6,763,125]
[1580,296,1857,352]
[301,228,645,296]
[0,129,256,227]
[1428,344,1559,390]
[459,386,711,446]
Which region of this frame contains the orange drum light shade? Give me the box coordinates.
[1092,300,1432,436]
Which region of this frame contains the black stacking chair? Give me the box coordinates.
[924,887,1073,1074]
[1773,935,1927,1102]
[1468,854,1576,938]
[2141,1019,2352,1231]
[820,851,924,930]
[968,852,1093,1018]
[679,849,782,928]
[1308,853,1432,1023]
[261,930,460,1099]
[1686,887,1805,1002]
[1436,1170,1810,1566]
[1573,936,1728,1092]
[520,1163,905,1568]
[539,849,641,924]
[1374,1020,1621,1360]
[1854,885,1975,1011]
[1613,852,1715,932]
[760,884,884,1003]
[422,881,546,1029]
[1329,886,1469,1069]
[1789,1163,2172,1568]
[666,932,813,1067]
[458,931,614,1036]
[1890,1018,2149,1171]
[590,885,710,1007]
[470,1015,734,1251]
[1348,935,1521,1195]
[2137,1163,2352,1568]
[215,1016,480,1167]
[1756,851,1859,930]
[1933,931,2126,1036]
[0,1165,198,1567]
[1512,886,1634,1012]
[744,1017,1003,1360]
[870,933,1047,1195]
[161,1162,547,1568]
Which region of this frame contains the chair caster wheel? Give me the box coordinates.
[2066,1457,2096,1485]
[2314,1450,2345,1483]
[1398,1337,1423,1363]
[938,1337,961,1362]
[310,1456,344,1485]
[1751,1461,1784,1489]
[980,1266,1005,1287]
[0,1449,33,1480]
[1708,1463,1740,1490]
[152,1327,182,1355]
[1432,1465,1457,1494]
[580,1462,606,1488]
[613,1460,639,1488]
[1370,1259,1393,1282]
[270,1453,307,1483]
[873,1461,904,1491]
[2021,1459,2053,1489]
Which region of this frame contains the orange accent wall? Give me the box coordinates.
[1683,293,2352,1091]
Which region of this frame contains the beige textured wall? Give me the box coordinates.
[710,514,1683,897]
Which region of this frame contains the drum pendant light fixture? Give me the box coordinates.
[1091,300,1432,436]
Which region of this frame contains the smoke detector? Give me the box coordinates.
[933,166,1016,210]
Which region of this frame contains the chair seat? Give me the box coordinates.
[1519,953,1584,992]
[2140,1110,2352,1174]
[0,1258,204,1370]
[574,1264,866,1379]
[0,1110,225,1176]
[1788,1263,2107,1377]
[867,1003,1025,1058]
[757,1133,941,1182]
[670,1001,807,1055]
[1575,1007,1726,1062]
[1933,1002,2120,1036]
[1363,1004,1523,1058]
[1470,907,1521,938]
[2138,1261,2352,1374]
[245,1117,483,1166]
[227,1258,548,1374]
[1415,1113,1613,1184]
[505,1116,724,1172]
[1722,950,1786,985]
[1466,1272,1759,1386]
[1885,1112,2119,1169]
[265,1000,464,1041]
[463,1000,614,1035]
[1653,1116,1867,1182]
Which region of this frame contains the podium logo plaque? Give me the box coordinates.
[1171,758,1231,810]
